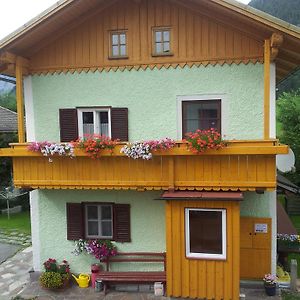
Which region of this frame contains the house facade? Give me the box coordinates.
[0,0,299,299]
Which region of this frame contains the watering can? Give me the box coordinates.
[72,273,90,288]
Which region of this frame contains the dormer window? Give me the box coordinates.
[152,27,172,56]
[109,31,128,59]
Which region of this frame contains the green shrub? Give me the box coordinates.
[39,271,63,289]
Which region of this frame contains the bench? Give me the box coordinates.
[96,252,166,295]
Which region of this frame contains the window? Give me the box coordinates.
[152,27,172,56]
[185,208,226,260]
[66,202,131,242]
[77,108,111,137]
[85,204,113,239]
[109,31,127,58]
[182,100,221,137]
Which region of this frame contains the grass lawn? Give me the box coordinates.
[0,211,31,234]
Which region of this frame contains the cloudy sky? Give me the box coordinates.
[0,0,251,40]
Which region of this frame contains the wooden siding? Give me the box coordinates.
[29,0,264,74]
[12,153,276,191]
[166,200,240,300]
[240,217,272,279]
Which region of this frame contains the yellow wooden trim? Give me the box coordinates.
[15,57,25,143]
[264,39,271,140]
[1,140,289,157]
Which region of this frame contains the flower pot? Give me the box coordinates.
[264,284,276,296]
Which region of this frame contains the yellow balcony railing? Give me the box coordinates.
[0,140,288,191]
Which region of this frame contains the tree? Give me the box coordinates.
[277,91,300,185]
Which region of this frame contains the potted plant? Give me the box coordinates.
[39,258,71,290]
[263,274,277,296]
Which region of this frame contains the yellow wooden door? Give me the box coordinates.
[240,217,272,279]
[166,200,240,300]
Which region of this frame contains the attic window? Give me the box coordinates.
[109,31,128,59]
[152,27,172,56]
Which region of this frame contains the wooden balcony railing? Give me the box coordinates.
[0,140,288,191]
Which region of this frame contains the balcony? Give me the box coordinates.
[0,140,288,191]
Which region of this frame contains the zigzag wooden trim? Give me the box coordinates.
[31,58,264,75]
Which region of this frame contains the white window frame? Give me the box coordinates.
[185,208,227,260]
[85,204,113,239]
[176,94,227,139]
[77,108,111,138]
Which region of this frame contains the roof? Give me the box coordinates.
[277,200,297,235]
[0,106,17,132]
[278,173,300,194]
[0,0,299,80]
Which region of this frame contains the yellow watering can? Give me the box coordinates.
[72,273,90,288]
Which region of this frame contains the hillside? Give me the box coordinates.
[249,0,300,26]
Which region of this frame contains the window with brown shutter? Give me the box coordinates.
[60,107,128,142]
[59,109,79,142]
[66,202,131,242]
[111,108,128,141]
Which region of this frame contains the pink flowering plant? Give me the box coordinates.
[40,258,71,289]
[263,274,277,287]
[73,239,117,262]
[27,141,74,162]
[184,128,226,154]
[121,138,176,160]
[74,134,119,159]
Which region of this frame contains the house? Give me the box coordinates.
[0,106,17,133]
[0,0,300,299]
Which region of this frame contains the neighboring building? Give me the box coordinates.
[0,106,17,133]
[0,0,300,299]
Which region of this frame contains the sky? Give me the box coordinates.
[0,0,251,41]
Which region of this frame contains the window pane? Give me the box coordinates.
[99,111,109,136]
[163,41,170,52]
[112,34,119,45]
[88,221,99,236]
[120,34,126,44]
[120,45,126,56]
[189,210,223,254]
[102,221,112,237]
[155,31,162,42]
[156,42,162,53]
[112,45,119,56]
[163,30,170,42]
[182,101,221,134]
[87,205,98,220]
[83,112,94,124]
[101,205,112,219]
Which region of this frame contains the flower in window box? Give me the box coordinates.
[75,134,119,159]
[27,141,75,162]
[184,128,226,154]
[72,239,117,262]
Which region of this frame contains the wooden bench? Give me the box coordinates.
[96,252,166,295]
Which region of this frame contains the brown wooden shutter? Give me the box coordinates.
[59,109,78,142]
[66,203,84,240]
[111,108,128,141]
[113,204,131,242]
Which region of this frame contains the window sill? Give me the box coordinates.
[151,52,174,57]
[108,56,129,60]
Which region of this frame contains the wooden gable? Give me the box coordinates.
[29,0,264,74]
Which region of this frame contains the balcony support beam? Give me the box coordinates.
[264,39,271,140]
[16,57,25,143]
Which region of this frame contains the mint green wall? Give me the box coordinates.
[240,192,273,217]
[31,64,264,141]
[37,190,165,273]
